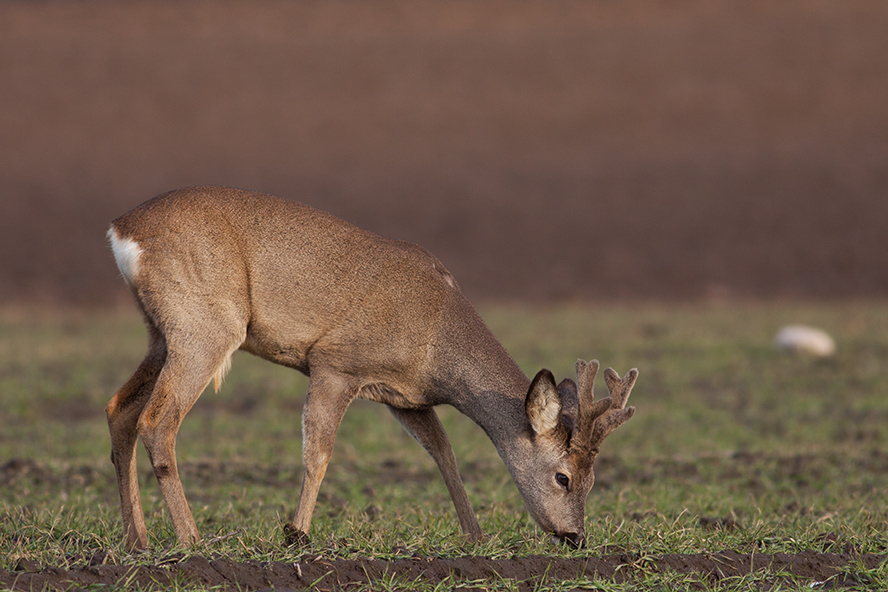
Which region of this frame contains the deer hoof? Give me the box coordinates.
[282,523,310,548]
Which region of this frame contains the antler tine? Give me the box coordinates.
[575,359,599,405]
[571,360,613,450]
[590,368,638,450]
[603,367,637,409]
[577,360,613,421]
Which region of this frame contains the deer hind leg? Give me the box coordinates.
[106,327,166,551]
[136,325,244,548]
[388,406,482,541]
[285,371,355,546]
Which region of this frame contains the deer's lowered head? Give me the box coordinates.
[510,360,637,547]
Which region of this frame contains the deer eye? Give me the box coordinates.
[555,473,570,489]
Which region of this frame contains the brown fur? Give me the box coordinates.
[105,186,638,551]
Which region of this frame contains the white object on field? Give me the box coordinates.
[775,325,836,357]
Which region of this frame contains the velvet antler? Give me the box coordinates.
[570,360,637,455]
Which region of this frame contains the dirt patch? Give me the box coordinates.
[2,551,884,591]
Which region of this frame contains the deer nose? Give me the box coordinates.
[553,531,585,548]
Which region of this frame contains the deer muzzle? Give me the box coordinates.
[552,530,585,549]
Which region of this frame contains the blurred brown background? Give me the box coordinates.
[1,0,886,306]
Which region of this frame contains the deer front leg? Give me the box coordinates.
[388,406,482,541]
[285,372,354,546]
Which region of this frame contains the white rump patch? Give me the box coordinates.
[107,226,143,284]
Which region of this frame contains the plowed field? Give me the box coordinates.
[1,0,887,304]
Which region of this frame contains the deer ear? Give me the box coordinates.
[556,378,578,432]
[526,369,563,435]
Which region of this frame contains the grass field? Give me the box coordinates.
[1,302,887,590]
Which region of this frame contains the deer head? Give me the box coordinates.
[519,359,637,547]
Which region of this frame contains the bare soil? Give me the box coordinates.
[2,1,888,305]
[3,550,885,591]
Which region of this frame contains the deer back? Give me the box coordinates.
[110,186,508,405]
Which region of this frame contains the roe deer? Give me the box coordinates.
[105,186,638,551]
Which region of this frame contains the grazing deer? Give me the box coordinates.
[105,186,637,551]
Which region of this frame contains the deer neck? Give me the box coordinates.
[451,365,530,446]
[432,310,534,470]
[427,295,536,475]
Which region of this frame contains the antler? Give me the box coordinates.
[570,360,637,455]
[592,367,637,448]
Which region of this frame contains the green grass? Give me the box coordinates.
[1,302,887,588]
